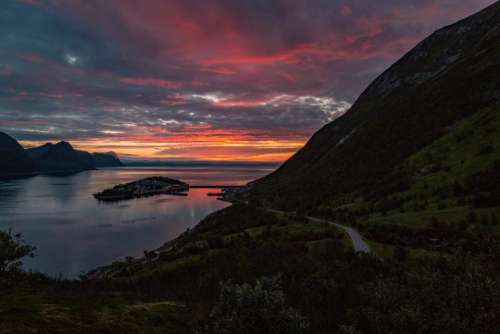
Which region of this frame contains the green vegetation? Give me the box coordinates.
[0,282,191,334]
[0,230,192,334]
[309,105,500,259]
[5,186,500,333]
[202,276,308,334]
[0,229,35,274]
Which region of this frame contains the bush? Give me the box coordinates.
[205,276,308,334]
[0,230,35,276]
[356,259,500,334]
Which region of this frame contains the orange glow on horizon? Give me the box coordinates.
[19,132,306,163]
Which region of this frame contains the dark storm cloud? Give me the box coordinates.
[0,0,496,160]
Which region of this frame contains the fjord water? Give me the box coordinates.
[0,166,272,278]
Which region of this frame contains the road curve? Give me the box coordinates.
[264,208,371,253]
[307,216,371,253]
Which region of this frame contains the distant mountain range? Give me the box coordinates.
[0,132,123,180]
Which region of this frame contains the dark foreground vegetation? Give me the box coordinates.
[2,202,500,333]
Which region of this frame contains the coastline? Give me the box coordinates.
[84,187,245,280]
[1,167,265,278]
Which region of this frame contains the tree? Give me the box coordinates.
[0,230,35,275]
[206,276,308,334]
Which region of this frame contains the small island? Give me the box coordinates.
[93,177,189,202]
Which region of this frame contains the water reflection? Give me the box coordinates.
[0,166,272,278]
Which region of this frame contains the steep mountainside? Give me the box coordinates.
[0,132,36,178]
[251,1,500,209]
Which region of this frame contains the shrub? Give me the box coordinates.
[0,230,35,275]
[205,276,308,334]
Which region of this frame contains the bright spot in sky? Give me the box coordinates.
[64,53,79,65]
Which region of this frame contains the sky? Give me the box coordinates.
[0,0,496,162]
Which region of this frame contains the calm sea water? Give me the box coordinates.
[0,166,273,278]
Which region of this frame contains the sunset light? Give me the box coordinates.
[2,0,492,163]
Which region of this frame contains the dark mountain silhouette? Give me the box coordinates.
[26,142,123,170]
[250,1,500,208]
[0,133,125,178]
[0,132,37,179]
[92,152,124,167]
[26,141,95,173]
[25,143,53,160]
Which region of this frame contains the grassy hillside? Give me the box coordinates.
[5,184,499,333]
[308,103,500,259]
[2,206,363,333]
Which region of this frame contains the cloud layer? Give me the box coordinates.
[0,0,495,161]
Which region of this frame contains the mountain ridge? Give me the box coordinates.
[250,1,500,208]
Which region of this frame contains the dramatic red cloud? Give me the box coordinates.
[5,0,496,162]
